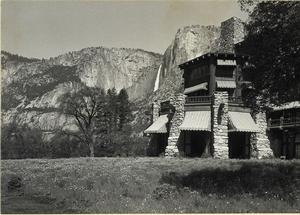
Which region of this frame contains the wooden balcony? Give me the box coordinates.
[185,96,211,105]
[268,117,300,129]
[228,96,243,105]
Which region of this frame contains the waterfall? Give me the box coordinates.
[153,65,162,92]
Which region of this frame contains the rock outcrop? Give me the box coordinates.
[150,17,244,103]
[1,48,162,135]
[2,17,245,135]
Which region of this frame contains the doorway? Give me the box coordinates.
[184,131,210,157]
[228,132,250,159]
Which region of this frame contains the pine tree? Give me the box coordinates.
[106,88,119,132]
[118,88,132,130]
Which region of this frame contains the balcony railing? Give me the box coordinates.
[185,96,211,104]
[228,96,243,104]
[268,117,300,128]
[215,72,234,78]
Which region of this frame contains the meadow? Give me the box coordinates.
[1,157,300,213]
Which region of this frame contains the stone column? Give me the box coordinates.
[165,94,185,157]
[212,91,229,159]
[250,112,273,159]
[152,101,160,123]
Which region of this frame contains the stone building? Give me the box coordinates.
[267,102,300,159]
[145,52,274,159]
[144,16,299,159]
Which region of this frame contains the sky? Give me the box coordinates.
[2,0,248,59]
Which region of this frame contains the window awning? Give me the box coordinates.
[179,111,211,131]
[272,101,300,111]
[144,114,168,134]
[228,112,260,132]
[184,82,208,94]
[217,59,236,66]
[216,80,236,89]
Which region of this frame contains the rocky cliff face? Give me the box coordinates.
[150,17,245,102]
[1,48,162,133]
[2,17,245,135]
[49,47,162,99]
[152,25,221,101]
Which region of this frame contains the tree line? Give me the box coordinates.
[59,85,134,157]
[237,0,300,108]
[1,86,149,159]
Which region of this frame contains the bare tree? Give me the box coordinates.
[59,85,106,157]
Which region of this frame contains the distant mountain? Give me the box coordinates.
[1,47,162,135]
[1,17,245,136]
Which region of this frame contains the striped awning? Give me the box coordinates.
[180,111,211,131]
[272,101,300,111]
[228,112,260,132]
[217,80,236,89]
[217,59,236,66]
[144,114,168,133]
[184,82,208,94]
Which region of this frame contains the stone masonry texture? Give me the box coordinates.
[219,17,245,53]
[165,93,186,157]
[152,101,160,123]
[212,91,229,159]
[252,112,274,158]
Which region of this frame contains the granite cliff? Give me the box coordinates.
[151,17,245,102]
[2,17,245,135]
[1,47,162,135]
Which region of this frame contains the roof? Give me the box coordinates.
[144,114,168,134]
[178,52,249,69]
[216,80,236,89]
[272,101,300,111]
[228,112,260,132]
[179,111,211,131]
[184,82,208,94]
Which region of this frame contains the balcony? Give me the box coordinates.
[185,96,211,104]
[228,96,243,104]
[268,117,300,129]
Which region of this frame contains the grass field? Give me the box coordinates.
[1,157,300,213]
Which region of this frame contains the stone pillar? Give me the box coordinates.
[165,94,185,157]
[250,134,259,158]
[152,101,160,123]
[250,112,273,159]
[219,17,245,53]
[212,91,229,159]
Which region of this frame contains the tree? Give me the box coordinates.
[1,121,46,159]
[118,88,132,130]
[106,88,119,132]
[59,85,106,157]
[237,1,300,106]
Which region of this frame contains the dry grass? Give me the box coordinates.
[1,157,300,213]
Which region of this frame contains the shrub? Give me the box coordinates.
[49,133,89,158]
[1,123,48,159]
[94,132,148,157]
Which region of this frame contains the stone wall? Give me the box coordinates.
[251,112,273,158]
[250,133,259,158]
[152,101,160,123]
[212,91,229,158]
[165,93,186,157]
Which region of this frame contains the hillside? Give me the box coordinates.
[1,17,245,135]
[1,47,162,133]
